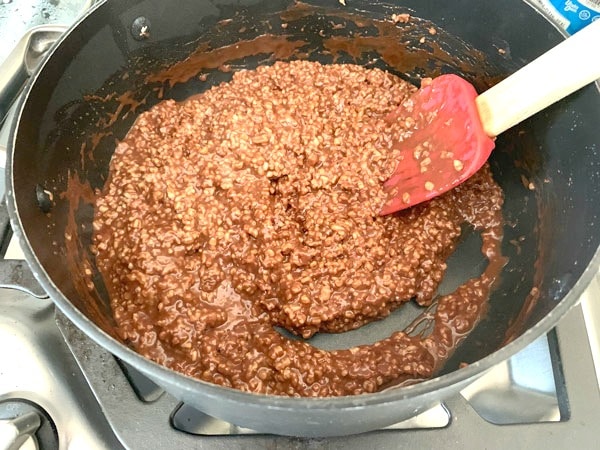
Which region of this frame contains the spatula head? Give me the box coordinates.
[380,74,496,215]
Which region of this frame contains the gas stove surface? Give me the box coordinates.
[1,1,599,448]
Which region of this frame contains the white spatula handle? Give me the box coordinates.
[476,19,600,138]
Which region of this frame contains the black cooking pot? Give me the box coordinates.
[4,0,600,437]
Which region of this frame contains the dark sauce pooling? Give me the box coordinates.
[93,61,504,396]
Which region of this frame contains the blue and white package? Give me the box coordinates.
[531,0,600,33]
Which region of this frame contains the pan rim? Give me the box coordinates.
[5,0,600,413]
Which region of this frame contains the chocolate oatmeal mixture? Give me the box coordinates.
[93,61,504,396]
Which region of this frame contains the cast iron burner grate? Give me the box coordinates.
[54,292,600,448]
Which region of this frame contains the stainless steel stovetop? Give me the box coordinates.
[0,1,599,448]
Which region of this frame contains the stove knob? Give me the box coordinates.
[0,411,40,450]
[0,400,57,450]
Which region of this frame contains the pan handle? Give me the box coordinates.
[0,25,67,125]
[0,201,48,299]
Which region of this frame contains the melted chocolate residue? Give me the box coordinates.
[145,35,308,87]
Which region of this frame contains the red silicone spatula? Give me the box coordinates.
[380,19,600,215]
